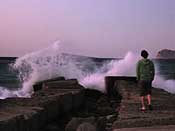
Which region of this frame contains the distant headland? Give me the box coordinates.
[156,49,175,59]
[0,57,17,63]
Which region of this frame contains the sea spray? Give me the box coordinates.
[13,41,84,96]
[0,86,14,99]
[79,52,175,93]
[80,52,139,92]
[0,86,24,99]
[0,42,175,99]
[153,76,175,93]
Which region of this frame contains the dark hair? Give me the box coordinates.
[141,50,149,58]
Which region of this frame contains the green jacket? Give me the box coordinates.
[136,58,155,81]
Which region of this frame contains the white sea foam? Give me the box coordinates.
[80,52,139,92]
[13,41,84,96]
[153,76,175,93]
[0,41,174,99]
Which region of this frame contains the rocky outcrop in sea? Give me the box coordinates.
[156,49,175,59]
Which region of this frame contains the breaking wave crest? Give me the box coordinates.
[0,41,174,99]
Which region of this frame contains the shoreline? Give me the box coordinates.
[0,76,175,130]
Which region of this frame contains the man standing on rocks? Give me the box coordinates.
[136,50,155,111]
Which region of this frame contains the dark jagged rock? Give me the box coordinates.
[45,123,63,131]
[96,117,107,131]
[77,122,96,131]
[33,77,65,91]
[84,89,104,100]
[3,75,175,130]
[45,79,84,90]
[82,89,114,116]
[0,78,85,131]
[83,89,104,113]
[72,90,85,112]
[65,116,96,131]
[105,76,135,101]
[65,116,107,131]
[96,96,115,116]
[96,96,110,107]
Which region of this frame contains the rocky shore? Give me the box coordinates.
[0,77,121,131]
[111,78,175,129]
[0,76,175,131]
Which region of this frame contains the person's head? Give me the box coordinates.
[141,50,149,58]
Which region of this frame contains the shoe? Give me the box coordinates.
[140,107,146,112]
[148,105,153,111]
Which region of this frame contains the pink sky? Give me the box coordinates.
[0,0,174,58]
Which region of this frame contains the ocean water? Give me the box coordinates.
[153,59,175,80]
[0,60,19,88]
[0,43,174,99]
[0,57,174,87]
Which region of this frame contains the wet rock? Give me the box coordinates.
[65,116,107,131]
[83,89,104,113]
[0,106,45,131]
[106,114,118,123]
[45,123,63,131]
[33,77,65,91]
[96,95,110,107]
[96,117,107,131]
[65,116,96,131]
[72,90,85,111]
[105,76,135,100]
[84,89,104,100]
[76,122,96,131]
[0,86,85,131]
[59,93,73,113]
[96,107,114,116]
[111,79,175,129]
[45,79,83,89]
[96,95,115,116]
[40,96,60,121]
